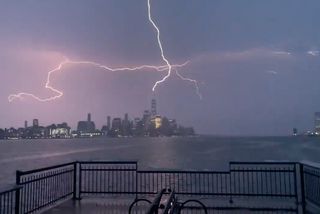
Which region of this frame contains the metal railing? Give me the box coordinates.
[75,161,303,213]
[137,170,230,196]
[0,186,20,214]
[78,161,137,197]
[16,162,75,214]
[301,163,320,212]
[0,161,320,213]
[229,162,298,197]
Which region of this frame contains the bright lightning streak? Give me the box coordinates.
[175,69,202,100]
[147,0,202,98]
[148,0,172,91]
[8,58,188,102]
[8,0,201,103]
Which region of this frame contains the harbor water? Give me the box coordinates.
[0,136,320,189]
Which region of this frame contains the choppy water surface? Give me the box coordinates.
[0,136,320,188]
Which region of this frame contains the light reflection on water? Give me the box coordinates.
[0,136,320,188]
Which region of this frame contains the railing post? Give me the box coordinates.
[78,162,82,200]
[229,162,233,204]
[135,162,138,199]
[15,188,20,214]
[73,162,82,200]
[73,162,77,200]
[299,163,306,213]
[16,170,21,185]
[15,171,21,214]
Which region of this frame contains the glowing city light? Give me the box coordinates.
[8,0,201,103]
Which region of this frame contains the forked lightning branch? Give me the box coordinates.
[8,0,202,103]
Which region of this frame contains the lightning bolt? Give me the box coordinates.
[175,69,202,100]
[8,0,201,103]
[147,0,201,99]
[147,0,172,91]
[8,59,189,102]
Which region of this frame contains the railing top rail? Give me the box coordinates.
[79,161,138,165]
[230,161,299,165]
[138,170,229,174]
[17,161,76,176]
[301,162,320,171]
[14,161,320,180]
[230,169,295,172]
[0,185,21,195]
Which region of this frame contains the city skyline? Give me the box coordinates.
[1,0,320,135]
[3,109,320,137]
[0,99,195,139]
[0,98,186,130]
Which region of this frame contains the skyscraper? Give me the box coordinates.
[123,113,130,136]
[151,99,157,116]
[24,121,28,129]
[124,113,129,122]
[142,110,151,131]
[77,113,96,134]
[315,112,320,134]
[33,119,39,127]
[111,118,122,132]
[107,116,111,130]
[292,128,298,136]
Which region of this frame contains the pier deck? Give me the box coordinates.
[41,195,300,213]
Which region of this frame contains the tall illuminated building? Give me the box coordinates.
[154,116,162,129]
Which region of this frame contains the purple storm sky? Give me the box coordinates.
[1,0,320,136]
